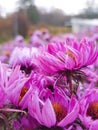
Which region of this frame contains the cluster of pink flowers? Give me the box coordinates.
[0,28,98,130]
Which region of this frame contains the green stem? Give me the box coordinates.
[2,124,6,130]
[0,113,7,130]
[0,108,27,115]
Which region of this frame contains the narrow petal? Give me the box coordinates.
[28,92,42,124]
[58,97,79,127]
[42,99,56,128]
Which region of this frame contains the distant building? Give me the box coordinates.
[71,18,98,33]
[64,21,72,27]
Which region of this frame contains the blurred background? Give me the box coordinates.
[0,0,98,42]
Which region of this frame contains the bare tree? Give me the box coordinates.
[86,0,95,8]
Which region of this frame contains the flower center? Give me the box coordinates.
[46,84,54,92]
[52,102,67,122]
[66,51,76,63]
[19,87,28,102]
[87,101,98,120]
[20,65,33,75]
[5,51,11,57]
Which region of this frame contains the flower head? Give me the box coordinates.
[35,39,98,95]
[80,88,98,129]
[28,89,79,129]
[9,47,38,75]
[36,39,97,74]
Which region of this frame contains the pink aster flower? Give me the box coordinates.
[14,35,24,43]
[30,30,44,47]
[28,89,79,130]
[80,88,98,130]
[14,35,27,47]
[0,64,33,109]
[9,47,38,75]
[36,39,97,94]
[47,38,98,70]
[37,39,97,74]
[6,76,33,109]
[30,29,51,47]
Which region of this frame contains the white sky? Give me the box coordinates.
[35,0,86,14]
[0,0,97,16]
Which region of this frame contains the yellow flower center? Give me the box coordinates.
[52,102,67,122]
[19,87,28,102]
[87,101,98,120]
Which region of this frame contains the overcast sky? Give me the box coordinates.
[0,0,97,16]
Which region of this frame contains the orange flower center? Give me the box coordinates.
[87,101,98,120]
[52,102,67,122]
[66,51,76,63]
[19,87,28,102]
[5,51,11,56]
